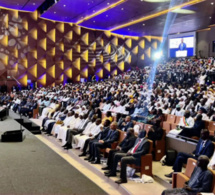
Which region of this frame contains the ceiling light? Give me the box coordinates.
[211,2,214,5]
[171,8,195,14]
[64,4,66,7]
[144,0,171,2]
[209,17,212,19]
[128,28,130,30]
[107,2,110,5]
[106,15,108,17]
[93,10,95,12]
[33,3,35,5]
[143,23,145,26]
[121,8,124,10]
[54,12,56,14]
[93,21,96,23]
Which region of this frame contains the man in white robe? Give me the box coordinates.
[58,114,84,145]
[51,112,74,136]
[73,119,102,150]
[168,111,194,136]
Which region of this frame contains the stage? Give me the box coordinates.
[0,114,107,195]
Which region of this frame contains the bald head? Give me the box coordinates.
[110,122,117,130]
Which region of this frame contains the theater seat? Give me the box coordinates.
[33,105,39,119]
[212,170,215,193]
[162,121,171,132]
[129,139,153,177]
[208,121,215,136]
[175,116,183,125]
[172,158,197,188]
[154,129,166,161]
[166,114,176,124]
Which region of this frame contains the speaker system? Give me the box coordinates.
[1,130,24,142]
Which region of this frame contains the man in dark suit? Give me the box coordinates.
[105,130,150,184]
[102,128,136,171]
[118,116,134,132]
[178,38,187,51]
[162,155,213,195]
[79,119,111,157]
[165,129,214,178]
[90,122,119,164]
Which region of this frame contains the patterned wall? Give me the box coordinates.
[0,9,162,87]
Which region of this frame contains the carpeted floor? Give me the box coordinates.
[0,115,107,195]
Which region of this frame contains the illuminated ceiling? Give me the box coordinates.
[0,0,214,36]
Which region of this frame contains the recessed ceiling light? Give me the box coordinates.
[143,23,145,26]
[88,3,90,5]
[106,15,108,17]
[54,12,56,14]
[107,2,110,5]
[121,8,124,10]
[211,2,214,5]
[33,3,35,5]
[64,4,66,7]
[93,10,95,12]
[93,21,96,23]
[209,16,212,19]
[128,28,130,30]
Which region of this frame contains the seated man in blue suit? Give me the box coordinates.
[118,116,134,132]
[165,129,214,178]
[178,38,187,51]
[105,130,150,184]
[162,155,213,195]
[90,122,119,164]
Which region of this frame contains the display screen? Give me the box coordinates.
[168,32,196,58]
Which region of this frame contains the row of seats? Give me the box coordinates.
[163,114,215,136]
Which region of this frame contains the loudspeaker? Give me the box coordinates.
[1,130,24,142]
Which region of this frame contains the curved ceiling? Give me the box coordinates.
[0,0,214,36]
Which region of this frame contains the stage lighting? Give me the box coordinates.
[154,51,163,60]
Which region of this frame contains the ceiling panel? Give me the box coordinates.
[112,1,215,36]
[0,0,214,36]
[0,0,45,11]
[40,0,121,23]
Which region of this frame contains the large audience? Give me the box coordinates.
[1,57,215,192]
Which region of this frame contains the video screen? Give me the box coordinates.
[168,32,196,58]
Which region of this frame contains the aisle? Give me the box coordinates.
[0,116,107,195]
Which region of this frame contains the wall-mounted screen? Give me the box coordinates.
[168,32,196,58]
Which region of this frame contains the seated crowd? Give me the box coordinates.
[1,57,215,192]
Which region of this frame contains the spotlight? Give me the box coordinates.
[154,51,163,60]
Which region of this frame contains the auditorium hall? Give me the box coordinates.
[0,0,214,194]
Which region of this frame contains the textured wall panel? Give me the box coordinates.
[0,9,161,87]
